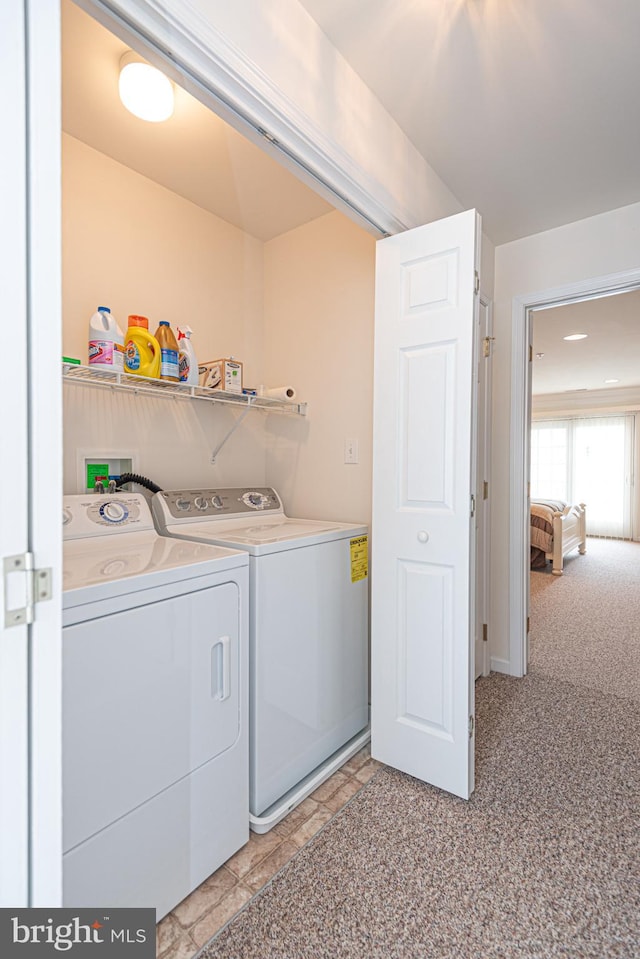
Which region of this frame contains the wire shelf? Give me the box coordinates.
[62,363,307,416]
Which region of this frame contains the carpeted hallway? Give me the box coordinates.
[201,538,640,959]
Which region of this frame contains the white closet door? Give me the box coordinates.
[371,209,480,800]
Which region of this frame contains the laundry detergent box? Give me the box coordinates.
[198,357,243,393]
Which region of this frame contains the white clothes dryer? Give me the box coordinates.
[62,493,249,919]
[152,487,370,833]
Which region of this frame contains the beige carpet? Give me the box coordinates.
[529,537,640,702]
[200,538,640,959]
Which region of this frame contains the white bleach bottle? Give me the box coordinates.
[177,325,199,385]
[88,306,125,371]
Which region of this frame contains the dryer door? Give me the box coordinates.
[63,581,240,851]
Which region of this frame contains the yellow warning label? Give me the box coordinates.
[350,535,368,583]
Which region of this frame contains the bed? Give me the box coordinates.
[530,499,586,575]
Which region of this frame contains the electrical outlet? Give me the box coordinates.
[344,438,359,465]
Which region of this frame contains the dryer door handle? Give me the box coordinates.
[211,636,231,701]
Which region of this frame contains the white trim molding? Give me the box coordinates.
[509,267,640,676]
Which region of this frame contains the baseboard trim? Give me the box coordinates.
[490,657,511,675]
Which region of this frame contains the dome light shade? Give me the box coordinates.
[119,52,174,122]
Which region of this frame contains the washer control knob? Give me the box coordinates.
[176,498,191,512]
[417,530,429,543]
[194,496,208,511]
[102,501,127,523]
[211,495,224,509]
[62,507,72,526]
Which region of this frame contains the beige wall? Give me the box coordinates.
[62,133,265,380]
[62,133,268,492]
[62,137,375,509]
[263,212,376,524]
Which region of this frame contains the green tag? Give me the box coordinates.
[86,463,109,490]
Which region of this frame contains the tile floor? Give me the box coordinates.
[156,746,381,959]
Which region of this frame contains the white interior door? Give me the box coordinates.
[371,209,480,800]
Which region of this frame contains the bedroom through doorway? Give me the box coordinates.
[527,288,640,668]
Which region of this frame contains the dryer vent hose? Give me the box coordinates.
[116,473,163,494]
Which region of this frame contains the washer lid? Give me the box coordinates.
[163,517,368,554]
[63,529,247,605]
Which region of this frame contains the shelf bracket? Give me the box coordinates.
[210,407,252,463]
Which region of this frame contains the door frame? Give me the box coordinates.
[509,267,640,675]
[1,0,63,906]
[475,294,493,679]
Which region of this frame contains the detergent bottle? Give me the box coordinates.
[155,321,180,382]
[177,325,199,386]
[88,307,125,371]
[124,315,161,378]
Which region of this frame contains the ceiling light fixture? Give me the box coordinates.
[604,378,620,384]
[563,333,588,341]
[535,352,545,359]
[119,51,174,122]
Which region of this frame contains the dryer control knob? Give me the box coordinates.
[194,496,208,510]
[176,498,191,511]
[211,495,224,509]
[242,491,268,509]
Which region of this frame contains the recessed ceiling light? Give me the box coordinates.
[604,378,619,384]
[563,333,588,341]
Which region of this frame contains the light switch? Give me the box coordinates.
[344,438,359,464]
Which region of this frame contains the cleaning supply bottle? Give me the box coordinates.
[88,307,125,371]
[124,315,161,378]
[177,325,199,386]
[155,321,180,382]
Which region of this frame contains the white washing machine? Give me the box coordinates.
[62,493,249,919]
[152,487,370,832]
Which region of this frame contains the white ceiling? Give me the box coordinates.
[297,0,640,244]
[532,289,640,395]
[61,0,333,242]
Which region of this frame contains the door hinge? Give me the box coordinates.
[483,480,489,500]
[469,715,475,738]
[482,623,488,643]
[474,270,480,295]
[470,494,476,517]
[529,343,533,363]
[3,553,52,628]
[527,615,531,634]
[483,336,495,358]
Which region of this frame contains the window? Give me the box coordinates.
[531,415,634,538]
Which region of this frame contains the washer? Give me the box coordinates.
[62,492,249,919]
[152,487,370,832]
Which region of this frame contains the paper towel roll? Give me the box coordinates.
[264,386,296,401]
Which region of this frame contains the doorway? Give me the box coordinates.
[509,273,640,675]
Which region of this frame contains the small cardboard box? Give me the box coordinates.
[198,358,243,393]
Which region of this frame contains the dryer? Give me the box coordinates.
[152,487,370,832]
[62,493,249,919]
